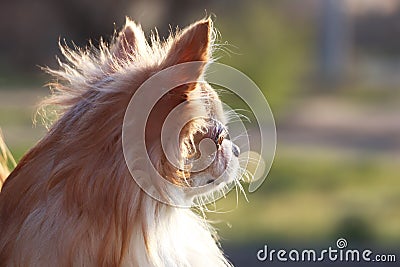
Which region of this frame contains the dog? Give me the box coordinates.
[0,18,241,266]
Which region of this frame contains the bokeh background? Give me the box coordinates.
[1,0,399,266]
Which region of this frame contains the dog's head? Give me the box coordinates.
[45,18,241,204]
[116,18,241,202]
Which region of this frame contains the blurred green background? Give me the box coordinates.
[1,0,399,265]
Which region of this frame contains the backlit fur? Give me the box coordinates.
[0,18,239,266]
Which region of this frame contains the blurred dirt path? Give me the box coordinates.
[278,94,400,155]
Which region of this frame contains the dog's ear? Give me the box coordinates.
[164,18,212,66]
[159,18,212,100]
[144,20,213,148]
[112,18,147,60]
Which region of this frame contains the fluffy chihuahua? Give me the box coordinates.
[0,18,241,266]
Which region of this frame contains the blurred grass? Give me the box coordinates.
[0,89,48,161]
[210,150,400,245]
[0,108,33,125]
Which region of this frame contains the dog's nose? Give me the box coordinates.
[232,144,240,157]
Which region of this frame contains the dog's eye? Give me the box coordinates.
[214,128,229,148]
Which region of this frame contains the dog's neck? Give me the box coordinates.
[126,194,231,267]
[127,143,231,266]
